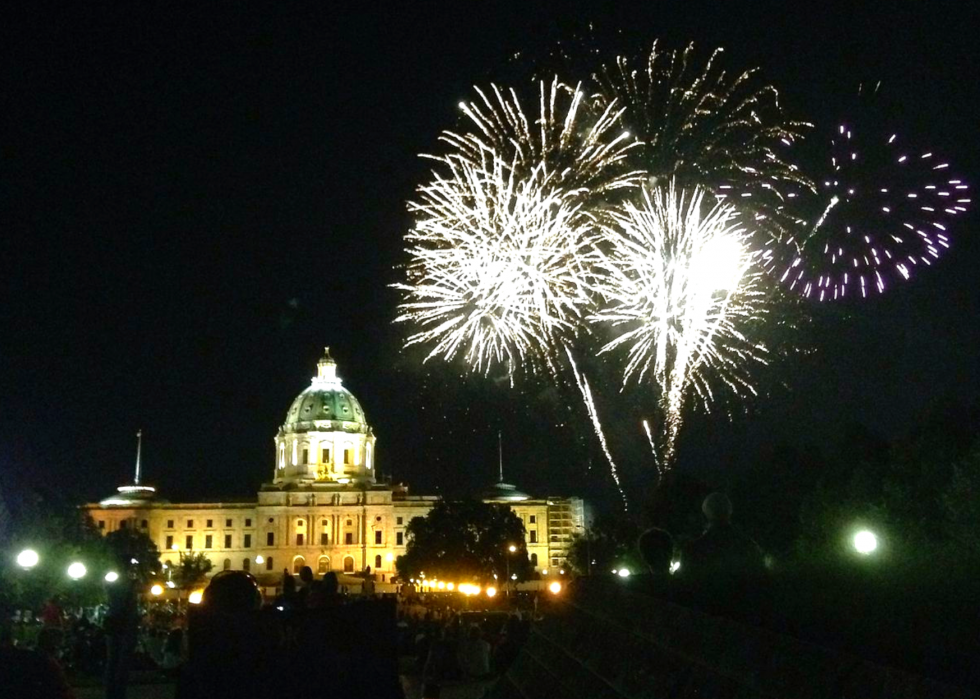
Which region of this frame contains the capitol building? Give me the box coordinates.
[85,349,585,591]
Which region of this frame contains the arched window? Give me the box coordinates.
[278,443,285,470]
[292,441,298,466]
[317,556,330,574]
[243,558,250,572]
[343,556,355,573]
[223,558,231,571]
[365,443,373,470]
[292,556,306,574]
[530,553,538,567]
[375,555,382,570]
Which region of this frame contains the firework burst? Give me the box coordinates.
[395,155,597,375]
[442,76,645,203]
[772,88,970,300]
[592,183,769,466]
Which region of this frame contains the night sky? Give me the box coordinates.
[2,1,978,511]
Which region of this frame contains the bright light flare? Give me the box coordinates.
[853,529,878,555]
[188,589,204,605]
[485,586,497,598]
[16,549,39,569]
[548,581,562,595]
[104,571,119,583]
[67,562,87,580]
[150,584,164,596]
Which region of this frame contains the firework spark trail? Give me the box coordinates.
[593,183,768,468]
[773,87,970,301]
[567,347,629,511]
[395,156,597,375]
[642,418,665,478]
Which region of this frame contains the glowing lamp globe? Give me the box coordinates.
[853,530,878,555]
[104,571,119,583]
[548,581,562,595]
[254,555,265,565]
[16,549,39,569]
[150,584,164,596]
[617,568,630,578]
[485,586,497,598]
[67,562,87,580]
[188,589,204,605]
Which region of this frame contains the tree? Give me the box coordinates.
[104,528,162,584]
[396,499,531,584]
[567,514,642,576]
[172,552,213,590]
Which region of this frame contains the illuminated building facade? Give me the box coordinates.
[84,349,584,589]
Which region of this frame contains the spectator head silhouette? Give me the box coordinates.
[702,492,733,525]
[202,571,262,612]
[322,571,339,595]
[637,527,674,575]
[299,566,314,584]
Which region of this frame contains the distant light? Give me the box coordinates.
[548,581,562,595]
[485,586,497,598]
[16,549,39,569]
[510,574,517,580]
[165,581,176,589]
[255,555,265,564]
[611,569,618,575]
[437,581,445,590]
[559,569,565,575]
[670,560,681,574]
[104,571,119,583]
[853,529,878,555]
[541,569,548,575]
[508,545,517,553]
[447,582,455,591]
[171,544,180,551]
[188,589,204,605]
[150,584,164,596]
[67,562,87,580]
[130,558,139,565]
[617,568,630,578]
[386,552,394,562]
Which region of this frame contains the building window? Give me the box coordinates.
[141,519,148,528]
[552,558,559,567]
[396,517,403,525]
[302,448,309,464]
[375,531,382,545]
[320,533,329,546]
[267,532,275,546]
[346,519,352,526]
[266,556,274,571]
[292,556,305,574]
[345,532,353,545]
[375,555,382,570]
[186,535,193,550]
[187,520,194,528]
[225,518,232,527]
[244,534,251,548]
[165,535,174,549]
[224,534,232,549]
[205,535,213,549]
[245,518,252,527]
[206,519,213,528]
[396,532,403,546]
[530,515,536,524]
[322,448,330,463]
[296,533,304,546]
[343,448,352,465]
[167,519,174,528]
[531,553,538,566]
[223,559,231,571]
[243,558,250,572]
[317,556,329,574]
[98,520,105,530]
[529,531,537,543]
[343,556,354,573]
[120,520,127,529]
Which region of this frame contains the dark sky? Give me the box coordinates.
[1,1,978,510]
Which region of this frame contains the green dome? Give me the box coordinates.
[284,385,368,433]
[282,348,370,434]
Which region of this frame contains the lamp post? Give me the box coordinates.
[505,544,517,597]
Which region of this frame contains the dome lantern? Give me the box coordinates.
[316,347,340,386]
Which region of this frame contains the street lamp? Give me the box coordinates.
[255,555,265,565]
[853,529,878,556]
[67,562,87,580]
[16,549,39,569]
[104,571,119,583]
